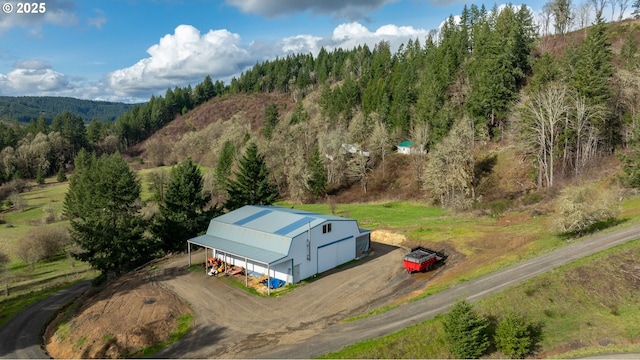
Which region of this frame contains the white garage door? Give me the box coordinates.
[317,237,355,273]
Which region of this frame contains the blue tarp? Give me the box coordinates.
[266,278,285,289]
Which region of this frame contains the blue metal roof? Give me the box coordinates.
[188,205,363,265]
[233,208,272,225]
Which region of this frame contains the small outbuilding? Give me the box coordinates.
[187,205,371,286]
[397,140,426,155]
[397,140,415,154]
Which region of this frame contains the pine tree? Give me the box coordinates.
[225,143,278,211]
[443,300,490,359]
[215,140,235,193]
[63,153,156,277]
[495,313,539,358]
[262,103,280,140]
[151,158,220,253]
[307,146,327,200]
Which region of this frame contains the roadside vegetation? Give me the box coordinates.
[321,238,640,359]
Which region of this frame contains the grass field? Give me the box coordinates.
[0,178,96,327]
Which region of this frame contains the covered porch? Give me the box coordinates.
[187,234,290,295]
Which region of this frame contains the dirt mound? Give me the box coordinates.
[45,263,192,359]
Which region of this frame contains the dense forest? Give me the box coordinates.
[1,2,640,208]
[0,96,137,123]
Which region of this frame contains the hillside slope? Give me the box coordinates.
[0,96,138,123]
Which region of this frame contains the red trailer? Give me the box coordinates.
[403,246,445,273]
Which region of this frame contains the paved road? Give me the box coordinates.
[0,280,92,359]
[260,224,640,358]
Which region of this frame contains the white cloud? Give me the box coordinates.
[225,0,396,20]
[280,35,323,54]
[328,22,429,53]
[107,25,252,98]
[0,61,69,93]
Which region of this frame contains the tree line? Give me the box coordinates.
[64,142,279,278]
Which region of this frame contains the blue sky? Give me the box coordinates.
[0,0,550,103]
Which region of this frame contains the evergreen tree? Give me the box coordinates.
[226,143,278,211]
[495,313,539,358]
[56,167,67,182]
[443,300,490,359]
[568,14,615,149]
[151,158,220,253]
[63,152,156,277]
[215,140,235,193]
[620,29,639,70]
[262,103,280,140]
[307,146,327,200]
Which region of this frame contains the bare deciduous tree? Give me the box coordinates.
[15,227,70,271]
[518,83,570,188]
[619,0,630,20]
[146,138,172,166]
[368,114,390,178]
[345,153,371,194]
[591,0,608,18]
[410,121,430,188]
[616,69,640,145]
[571,95,607,177]
[423,118,475,209]
[576,1,592,31]
[609,0,619,20]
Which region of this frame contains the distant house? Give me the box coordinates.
[397,140,415,155]
[187,205,371,287]
[341,143,370,157]
[397,140,426,155]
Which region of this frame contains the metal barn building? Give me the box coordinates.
[187,205,371,285]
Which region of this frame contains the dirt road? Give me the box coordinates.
[153,224,640,359]
[0,280,91,359]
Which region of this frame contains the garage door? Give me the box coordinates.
[317,237,355,273]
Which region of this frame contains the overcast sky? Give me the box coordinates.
[0,0,550,103]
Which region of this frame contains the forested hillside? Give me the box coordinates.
[0,96,137,123]
[2,3,640,209]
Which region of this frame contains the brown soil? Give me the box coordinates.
[44,238,448,358]
[45,259,192,359]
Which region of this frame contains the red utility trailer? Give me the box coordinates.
[403,246,446,273]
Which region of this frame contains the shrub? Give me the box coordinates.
[554,185,620,235]
[16,226,71,270]
[9,193,26,212]
[42,204,57,224]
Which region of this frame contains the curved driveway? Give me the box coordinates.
[0,280,91,359]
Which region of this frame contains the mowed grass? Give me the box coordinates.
[0,178,96,326]
[278,201,449,228]
[321,239,640,359]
